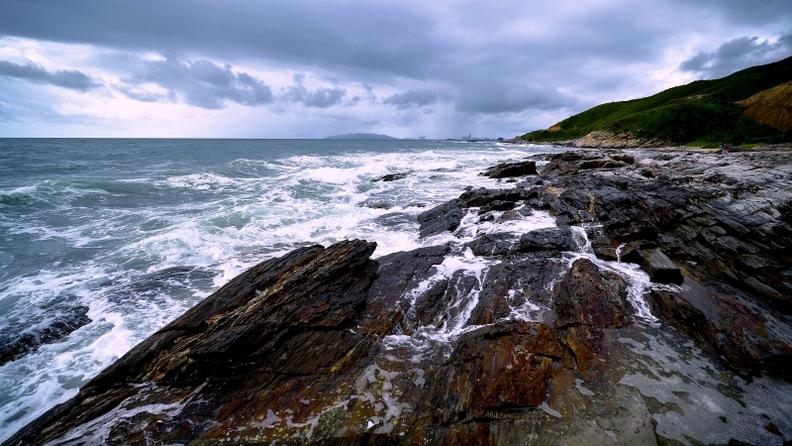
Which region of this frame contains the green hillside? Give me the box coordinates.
[521,56,792,146]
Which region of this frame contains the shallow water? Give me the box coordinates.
[0,138,564,440]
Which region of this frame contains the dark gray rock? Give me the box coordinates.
[464,232,515,256]
[637,248,684,284]
[513,227,577,253]
[373,172,409,182]
[416,199,464,237]
[0,304,91,366]
[482,160,537,178]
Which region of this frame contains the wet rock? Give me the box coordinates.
[464,232,514,256]
[10,148,792,445]
[417,187,536,238]
[429,320,563,416]
[618,243,682,284]
[513,227,577,253]
[459,187,534,207]
[552,259,631,371]
[481,160,537,178]
[578,159,627,170]
[362,245,451,335]
[553,259,631,329]
[0,304,91,366]
[637,248,683,284]
[5,241,380,446]
[648,282,792,374]
[478,199,516,214]
[586,225,617,260]
[373,172,410,182]
[611,154,635,164]
[417,199,464,237]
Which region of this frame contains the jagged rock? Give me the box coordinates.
[362,245,451,335]
[8,148,792,446]
[4,241,380,446]
[0,304,91,366]
[481,160,537,178]
[586,225,618,260]
[417,199,464,237]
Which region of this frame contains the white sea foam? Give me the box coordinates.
[0,141,567,441]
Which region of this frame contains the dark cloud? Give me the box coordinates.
[123,55,273,108]
[282,75,346,108]
[0,0,447,80]
[1,0,790,137]
[680,34,792,78]
[455,83,581,114]
[679,0,792,25]
[0,60,96,91]
[384,89,441,109]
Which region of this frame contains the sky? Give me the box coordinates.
[0,0,790,139]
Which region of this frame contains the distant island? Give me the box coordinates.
[521,56,792,148]
[323,133,399,140]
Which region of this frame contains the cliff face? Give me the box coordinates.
[741,81,792,133]
[6,150,792,445]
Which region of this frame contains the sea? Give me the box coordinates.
[0,138,563,439]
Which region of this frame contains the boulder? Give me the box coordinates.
[482,160,537,178]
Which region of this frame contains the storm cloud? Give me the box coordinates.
[122,55,273,109]
[455,83,582,114]
[0,60,96,91]
[0,0,790,137]
[681,34,792,78]
[282,75,346,108]
[384,89,442,109]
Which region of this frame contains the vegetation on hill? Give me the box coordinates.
[521,56,792,146]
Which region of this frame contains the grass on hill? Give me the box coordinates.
[521,56,792,146]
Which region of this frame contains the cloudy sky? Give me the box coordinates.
[0,0,790,138]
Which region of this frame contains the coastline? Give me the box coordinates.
[6,147,792,445]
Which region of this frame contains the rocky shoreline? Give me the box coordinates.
[5,148,792,445]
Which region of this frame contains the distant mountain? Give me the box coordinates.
[521,56,792,147]
[323,133,399,140]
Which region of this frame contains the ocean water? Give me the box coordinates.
[0,138,564,439]
[2,139,790,445]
